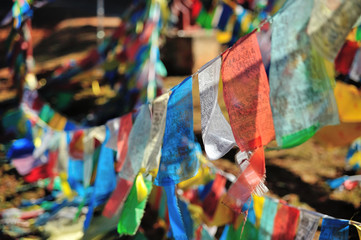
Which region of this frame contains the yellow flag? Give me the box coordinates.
[253,194,265,227]
[351,222,361,239]
[334,81,361,122]
[136,174,148,203]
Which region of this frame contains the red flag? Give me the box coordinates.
[115,112,133,172]
[202,174,226,219]
[272,204,300,240]
[102,178,133,218]
[221,32,275,151]
[335,40,359,75]
[223,147,266,213]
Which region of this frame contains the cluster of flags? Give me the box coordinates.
[3,0,361,239]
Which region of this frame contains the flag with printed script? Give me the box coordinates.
[307,0,361,61]
[319,218,349,240]
[142,93,170,175]
[198,56,236,160]
[221,31,275,152]
[295,210,320,240]
[220,31,274,212]
[154,76,199,186]
[269,0,339,149]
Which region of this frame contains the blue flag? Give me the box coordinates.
[154,76,199,186]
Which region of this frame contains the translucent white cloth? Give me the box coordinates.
[198,57,236,160]
[269,0,339,148]
[119,105,152,181]
[142,93,170,174]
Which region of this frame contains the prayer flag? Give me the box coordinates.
[295,210,320,240]
[223,147,267,213]
[258,197,278,240]
[221,31,274,152]
[308,0,361,61]
[117,176,152,236]
[142,93,170,175]
[271,204,300,240]
[198,56,236,160]
[319,218,349,240]
[115,112,133,172]
[118,105,151,182]
[154,76,199,186]
[269,0,339,148]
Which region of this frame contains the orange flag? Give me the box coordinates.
[221,31,275,152]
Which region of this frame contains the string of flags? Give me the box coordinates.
[3,0,361,239]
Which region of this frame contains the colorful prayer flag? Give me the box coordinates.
[154,76,199,186]
[221,31,275,151]
[269,0,339,148]
[198,56,236,160]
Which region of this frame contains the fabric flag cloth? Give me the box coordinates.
[7,138,34,159]
[256,26,272,70]
[225,223,243,240]
[335,40,359,75]
[105,117,120,151]
[103,105,151,219]
[204,195,234,227]
[57,132,68,174]
[84,129,116,230]
[240,221,259,240]
[334,81,361,123]
[220,225,229,240]
[253,194,265,228]
[12,155,42,176]
[223,147,266,213]
[269,0,339,149]
[102,178,133,219]
[351,222,361,239]
[346,137,361,170]
[82,129,94,188]
[154,76,199,186]
[258,197,278,240]
[221,31,275,152]
[119,105,151,182]
[178,199,194,240]
[165,184,188,240]
[115,112,133,172]
[295,210,320,240]
[271,204,300,240]
[319,218,349,240]
[198,56,236,160]
[202,173,226,219]
[84,126,106,187]
[224,215,257,240]
[307,0,361,61]
[68,131,84,160]
[117,176,152,236]
[350,48,361,82]
[142,93,170,175]
[315,122,361,147]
